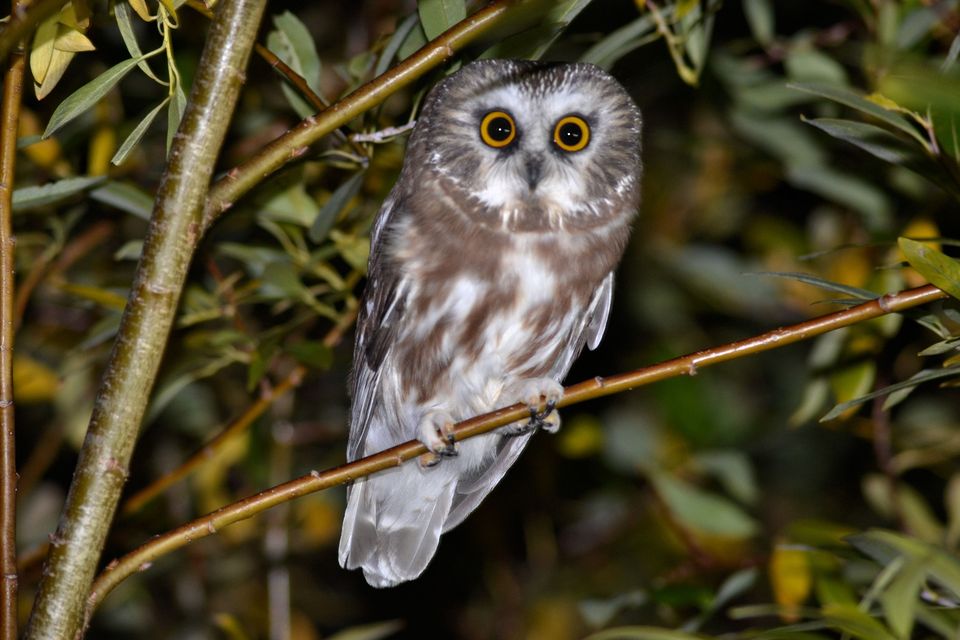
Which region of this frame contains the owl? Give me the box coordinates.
[338,59,642,587]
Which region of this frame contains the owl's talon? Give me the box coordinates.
[418,411,459,461]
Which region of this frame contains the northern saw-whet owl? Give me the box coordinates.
[339,59,642,587]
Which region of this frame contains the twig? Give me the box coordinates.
[121,305,357,516]
[200,0,519,232]
[23,1,270,638]
[0,3,27,635]
[84,284,948,621]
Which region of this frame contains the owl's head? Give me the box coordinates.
[407,59,642,233]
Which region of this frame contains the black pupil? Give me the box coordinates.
[487,117,512,142]
[559,122,583,145]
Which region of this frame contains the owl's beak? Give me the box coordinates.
[523,156,543,191]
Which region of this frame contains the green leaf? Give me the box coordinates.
[481,0,595,60]
[13,176,106,211]
[743,0,774,46]
[821,603,899,640]
[261,181,318,228]
[580,14,657,69]
[693,451,757,505]
[896,6,941,50]
[943,32,960,72]
[821,365,960,421]
[43,56,145,138]
[260,261,307,299]
[751,271,878,301]
[898,237,960,300]
[803,117,924,166]
[114,1,163,83]
[375,13,420,77]
[785,45,848,85]
[880,559,926,640]
[649,471,758,538]
[112,98,169,165]
[789,83,930,149]
[311,171,365,243]
[583,627,709,640]
[268,11,323,118]
[850,530,960,601]
[397,20,427,61]
[90,180,154,219]
[417,0,466,41]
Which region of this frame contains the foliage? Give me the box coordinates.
[7,0,960,638]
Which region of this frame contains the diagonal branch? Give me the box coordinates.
[23,0,269,638]
[84,284,948,622]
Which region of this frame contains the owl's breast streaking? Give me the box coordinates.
[388,187,605,413]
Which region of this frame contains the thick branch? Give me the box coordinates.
[23,0,268,638]
[84,284,948,620]
[0,2,27,636]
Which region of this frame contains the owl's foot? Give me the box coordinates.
[418,410,458,468]
[502,377,563,436]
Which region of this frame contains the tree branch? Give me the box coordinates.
[84,284,948,622]
[0,0,27,635]
[23,0,268,638]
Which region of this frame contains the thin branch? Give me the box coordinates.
[200,0,520,232]
[0,1,26,634]
[23,0,269,638]
[85,284,948,621]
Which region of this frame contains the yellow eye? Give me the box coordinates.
[553,115,590,152]
[480,111,516,148]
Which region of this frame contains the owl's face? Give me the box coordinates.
[408,60,642,233]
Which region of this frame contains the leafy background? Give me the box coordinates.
[11,0,960,638]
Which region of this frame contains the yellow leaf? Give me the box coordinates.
[54,27,95,53]
[14,355,60,403]
[769,543,812,621]
[866,92,902,111]
[30,15,58,85]
[34,47,76,100]
[60,3,92,30]
[18,109,66,172]
[57,283,128,310]
[128,0,154,21]
[88,125,116,176]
